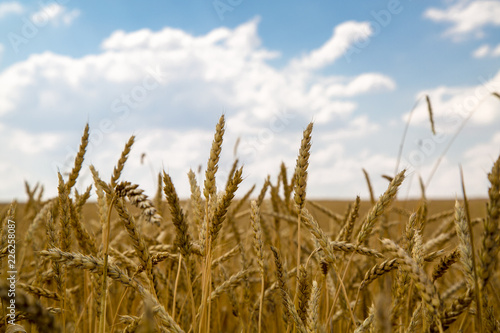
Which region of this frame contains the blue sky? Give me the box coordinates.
[0,0,499,201]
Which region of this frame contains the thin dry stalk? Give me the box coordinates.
[308,201,344,225]
[362,168,375,205]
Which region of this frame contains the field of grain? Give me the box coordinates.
[0,115,499,333]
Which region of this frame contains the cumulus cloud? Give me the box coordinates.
[0,1,24,18]
[472,44,500,58]
[290,21,372,71]
[0,17,471,201]
[392,76,500,199]
[403,70,500,131]
[464,131,500,163]
[31,3,80,26]
[0,18,394,128]
[424,0,500,41]
[458,131,500,196]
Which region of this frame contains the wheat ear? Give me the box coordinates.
[426,95,436,135]
[250,200,265,333]
[479,155,500,291]
[200,114,225,333]
[66,123,89,192]
[357,169,405,245]
[0,283,60,333]
[110,135,135,188]
[163,172,191,257]
[431,249,459,281]
[294,123,313,296]
[115,181,162,225]
[381,238,442,331]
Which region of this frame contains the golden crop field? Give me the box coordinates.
[0,115,499,333]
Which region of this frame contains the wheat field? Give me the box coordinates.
[0,115,499,333]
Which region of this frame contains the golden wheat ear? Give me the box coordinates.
[426,94,436,135]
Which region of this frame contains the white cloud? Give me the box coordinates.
[0,18,393,126]
[473,44,491,58]
[403,70,500,131]
[460,132,500,195]
[472,44,500,58]
[322,73,396,97]
[290,21,372,71]
[320,115,380,141]
[2,17,496,201]
[31,4,80,26]
[492,45,500,57]
[464,131,500,163]
[424,0,500,41]
[0,44,4,63]
[0,1,23,18]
